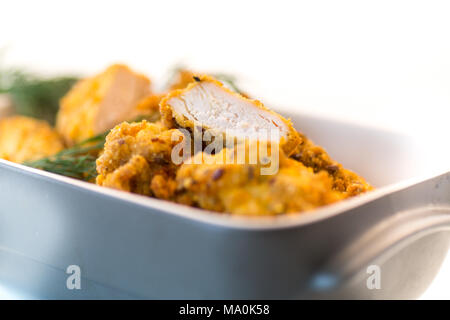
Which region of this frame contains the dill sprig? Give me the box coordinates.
[0,64,78,125]
[164,65,245,95]
[24,115,149,181]
[212,73,245,95]
[24,132,108,181]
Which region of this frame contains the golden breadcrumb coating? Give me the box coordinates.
[56,64,155,146]
[168,69,198,91]
[160,75,301,155]
[134,93,165,122]
[96,120,185,198]
[291,132,373,196]
[175,146,343,216]
[97,121,371,216]
[95,120,371,215]
[168,69,250,97]
[97,155,152,194]
[91,71,372,216]
[0,116,64,163]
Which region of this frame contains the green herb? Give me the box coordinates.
[0,65,78,125]
[212,73,245,95]
[24,115,153,181]
[164,64,245,95]
[24,132,108,181]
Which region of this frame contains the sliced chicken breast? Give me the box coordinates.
[160,75,300,155]
[56,64,157,146]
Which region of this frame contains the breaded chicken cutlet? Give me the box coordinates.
[0,116,64,163]
[95,120,185,199]
[1,63,368,216]
[159,74,371,196]
[160,75,301,155]
[291,132,372,196]
[175,146,343,215]
[95,74,372,215]
[96,123,343,215]
[56,64,161,146]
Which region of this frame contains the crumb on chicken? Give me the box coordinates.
[91,70,372,216]
[291,132,373,196]
[0,116,64,163]
[96,120,185,198]
[175,145,343,215]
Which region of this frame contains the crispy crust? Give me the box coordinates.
[133,93,164,122]
[91,71,372,215]
[95,120,185,198]
[94,122,371,215]
[291,132,373,197]
[56,64,152,146]
[175,146,343,215]
[167,69,199,91]
[0,116,64,163]
[160,75,301,155]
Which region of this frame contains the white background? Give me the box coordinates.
[1,0,449,299]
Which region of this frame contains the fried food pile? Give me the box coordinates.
[95,67,373,215]
[175,146,344,215]
[0,64,373,216]
[96,120,183,199]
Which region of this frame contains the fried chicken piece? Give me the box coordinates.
[56,64,159,146]
[97,155,152,194]
[168,69,250,98]
[0,116,64,163]
[175,145,343,216]
[96,120,185,198]
[134,93,164,122]
[160,75,301,155]
[168,69,198,91]
[291,132,373,196]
